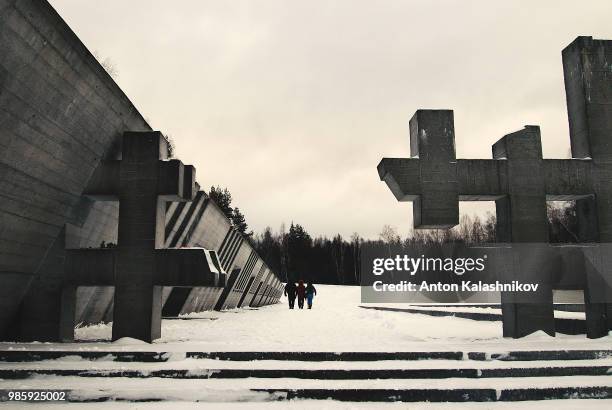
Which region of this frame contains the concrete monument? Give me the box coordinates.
[378,37,612,338]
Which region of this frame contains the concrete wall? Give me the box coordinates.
[71,140,285,324]
[158,196,283,317]
[563,36,612,337]
[68,152,284,326]
[0,0,282,339]
[0,0,150,339]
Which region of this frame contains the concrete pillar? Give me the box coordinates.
[563,36,612,337]
[249,281,263,307]
[493,127,555,337]
[112,132,166,342]
[214,268,241,311]
[409,110,459,228]
[237,277,256,308]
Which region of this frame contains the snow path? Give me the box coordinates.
[0,285,610,352]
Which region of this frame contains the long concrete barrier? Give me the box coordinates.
[0,0,282,341]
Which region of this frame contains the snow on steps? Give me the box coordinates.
[4,377,612,403]
[358,305,587,335]
[1,350,612,403]
[1,349,612,362]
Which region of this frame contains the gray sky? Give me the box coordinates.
[50,0,612,240]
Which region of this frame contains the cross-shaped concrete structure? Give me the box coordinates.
[60,132,225,342]
[378,36,612,338]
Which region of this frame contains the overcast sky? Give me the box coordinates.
[50,0,612,240]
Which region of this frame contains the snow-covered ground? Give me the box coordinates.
[378,304,587,320]
[1,285,612,409]
[0,285,610,352]
[3,401,611,410]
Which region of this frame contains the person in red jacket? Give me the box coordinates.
[296,280,306,309]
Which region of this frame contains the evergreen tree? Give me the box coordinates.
[209,185,233,220]
[208,185,256,238]
[254,227,282,277]
[252,207,583,285]
[232,207,252,237]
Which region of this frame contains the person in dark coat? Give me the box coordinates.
[284,281,297,309]
[306,282,317,309]
[296,280,306,309]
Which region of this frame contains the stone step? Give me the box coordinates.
[359,306,587,335]
[5,357,610,370]
[1,349,611,362]
[62,387,612,403]
[2,375,612,402]
[1,364,611,380]
[254,386,612,402]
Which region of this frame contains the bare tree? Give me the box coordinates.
[93,51,119,79]
[380,224,400,257]
[350,232,362,283]
[379,224,400,244]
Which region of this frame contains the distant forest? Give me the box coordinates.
[209,187,580,285]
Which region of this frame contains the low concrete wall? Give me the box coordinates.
[76,191,285,325]
[156,196,282,318]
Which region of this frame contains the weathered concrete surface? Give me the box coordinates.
[563,36,612,337]
[491,127,553,338]
[0,0,150,341]
[217,246,258,311]
[92,189,283,321]
[63,131,209,342]
[252,271,278,308]
[409,110,459,228]
[61,133,284,339]
[378,36,612,339]
[0,0,282,341]
[243,263,269,307]
[160,196,282,315]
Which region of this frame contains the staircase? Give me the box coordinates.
[1,349,612,403]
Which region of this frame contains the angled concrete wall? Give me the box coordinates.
[0,0,150,339]
[0,0,282,339]
[158,196,282,317]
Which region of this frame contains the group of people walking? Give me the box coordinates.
[284,280,317,309]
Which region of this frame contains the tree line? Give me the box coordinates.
[252,213,497,285]
[209,186,581,285]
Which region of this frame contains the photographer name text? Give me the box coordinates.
[372,280,539,292]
